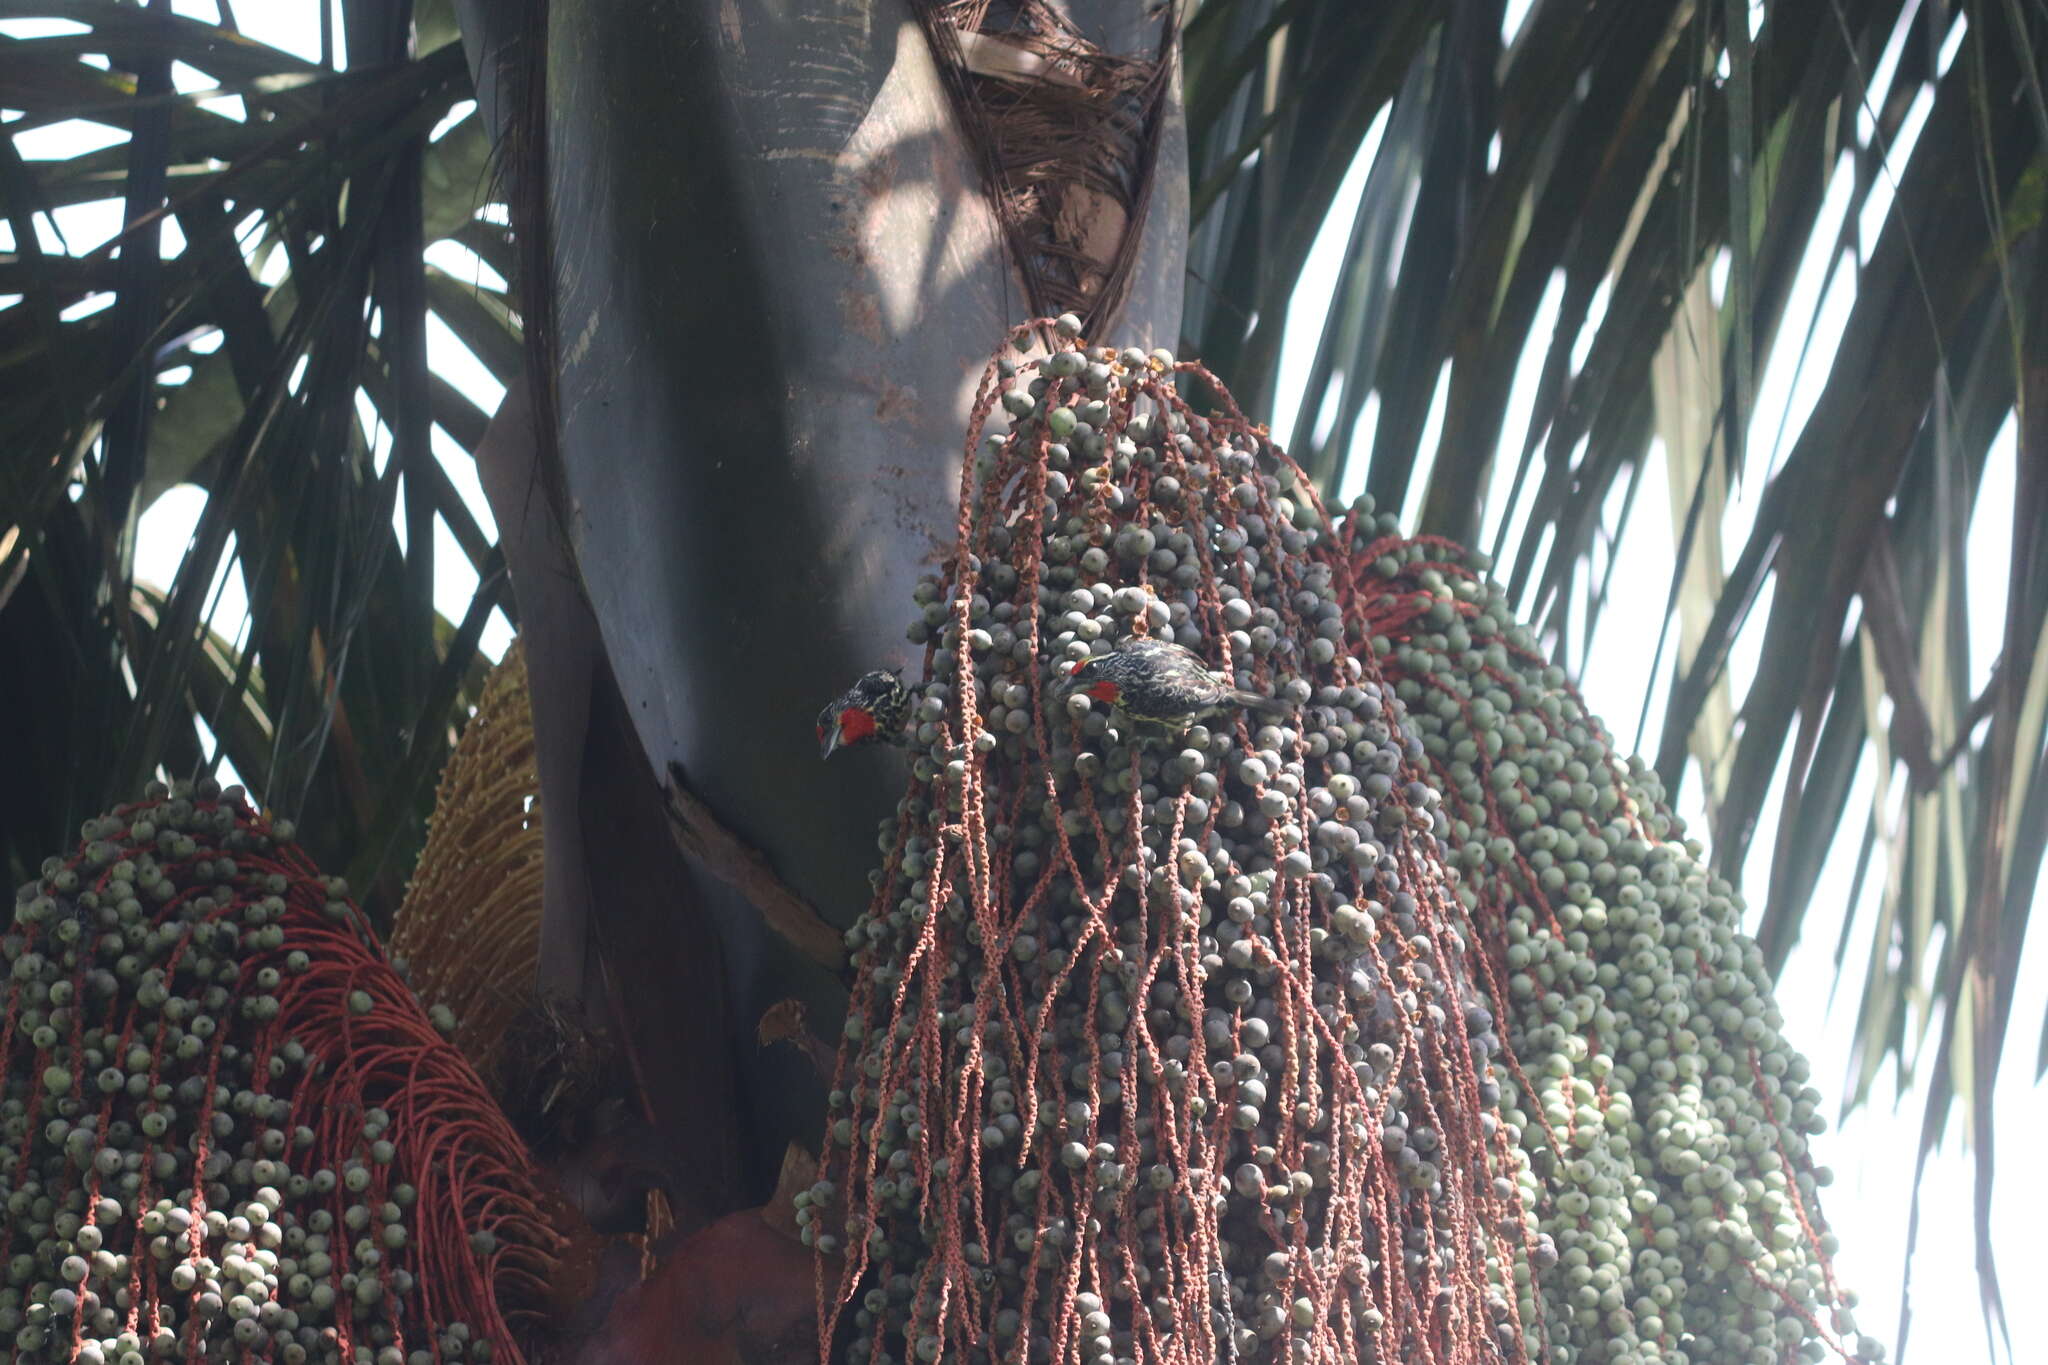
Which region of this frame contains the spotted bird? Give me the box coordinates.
[817,671,912,758]
[1054,636,1288,737]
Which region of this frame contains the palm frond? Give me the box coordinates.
[1185,0,2048,1336]
[0,1,516,918]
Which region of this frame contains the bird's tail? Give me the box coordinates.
[1232,691,1291,718]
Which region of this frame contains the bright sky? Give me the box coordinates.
[4,3,2041,1362]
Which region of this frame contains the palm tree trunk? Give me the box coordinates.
[458,0,1186,1211]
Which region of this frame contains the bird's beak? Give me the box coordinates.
[819,722,841,761]
[1050,660,1079,699]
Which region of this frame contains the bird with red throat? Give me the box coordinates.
[816,670,912,758]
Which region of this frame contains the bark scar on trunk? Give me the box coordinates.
[905,0,1176,335]
[663,761,847,971]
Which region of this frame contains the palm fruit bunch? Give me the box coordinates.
[0,779,562,1365]
[815,317,1530,1365]
[1322,520,1867,1365]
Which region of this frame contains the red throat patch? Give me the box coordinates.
[838,707,878,745]
[1086,680,1120,704]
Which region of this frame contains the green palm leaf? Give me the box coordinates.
[1185,0,2047,1346]
[0,1,516,919]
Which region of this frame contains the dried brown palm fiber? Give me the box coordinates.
[637,1189,674,1283]
[906,1,1173,334]
[391,638,547,1082]
[387,643,618,1169]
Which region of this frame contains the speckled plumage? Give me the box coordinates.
[1057,636,1287,733]
[818,671,912,758]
